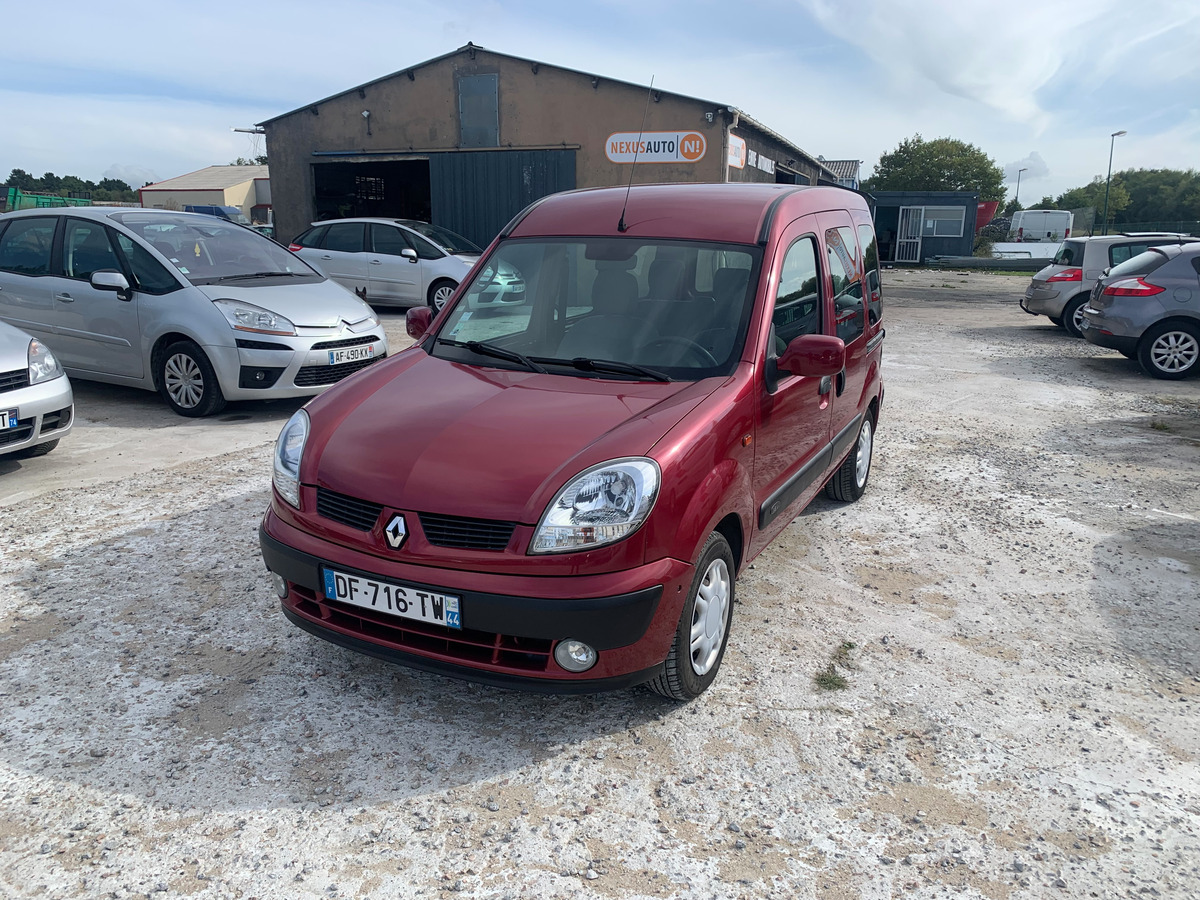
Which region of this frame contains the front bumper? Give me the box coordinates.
[259,512,692,692]
[0,374,73,456]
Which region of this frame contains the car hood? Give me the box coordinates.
[0,321,33,368]
[194,280,376,328]
[306,352,716,524]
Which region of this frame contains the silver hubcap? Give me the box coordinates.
[433,285,454,310]
[164,353,205,409]
[1072,304,1086,332]
[855,419,873,488]
[1150,331,1199,373]
[689,557,730,676]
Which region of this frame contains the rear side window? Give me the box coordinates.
[0,217,56,275]
[63,218,122,280]
[114,232,179,294]
[293,225,329,248]
[1054,241,1086,266]
[857,224,882,325]
[773,236,821,350]
[323,223,365,253]
[826,227,865,343]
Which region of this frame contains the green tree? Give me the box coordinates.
[39,172,61,192]
[230,155,268,166]
[5,168,36,189]
[863,135,1005,202]
[98,177,132,192]
[1056,176,1130,227]
[1107,168,1200,224]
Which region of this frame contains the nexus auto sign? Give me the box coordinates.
[606,131,707,164]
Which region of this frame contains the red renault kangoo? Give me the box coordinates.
[260,183,885,699]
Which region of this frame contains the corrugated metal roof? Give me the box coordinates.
[140,165,268,191]
[820,159,861,180]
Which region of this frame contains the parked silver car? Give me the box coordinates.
[289,218,524,311]
[0,208,387,417]
[1020,233,1198,337]
[0,320,73,458]
[1081,242,1200,379]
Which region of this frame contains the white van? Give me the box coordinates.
[1009,209,1073,242]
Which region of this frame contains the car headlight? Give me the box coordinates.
[214,299,297,336]
[273,410,309,508]
[531,458,660,554]
[28,339,63,385]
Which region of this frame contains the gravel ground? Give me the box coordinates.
[1,269,1198,899]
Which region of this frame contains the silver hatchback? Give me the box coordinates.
[0,208,388,417]
[0,320,73,457]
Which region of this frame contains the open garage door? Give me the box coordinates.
[312,160,432,222]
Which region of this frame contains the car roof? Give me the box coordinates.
[505,184,868,245]
[306,218,423,227]
[1,207,224,223]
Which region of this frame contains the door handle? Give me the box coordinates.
[320,254,333,260]
[54,293,75,303]
[369,259,383,265]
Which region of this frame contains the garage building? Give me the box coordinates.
[138,165,271,223]
[260,43,835,247]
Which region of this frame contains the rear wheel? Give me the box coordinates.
[1048,315,1064,327]
[648,532,735,701]
[1062,295,1089,338]
[1137,321,1200,379]
[157,340,227,417]
[825,412,875,502]
[428,279,458,312]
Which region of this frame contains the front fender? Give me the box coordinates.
[669,457,752,570]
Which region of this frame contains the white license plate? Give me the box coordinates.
[328,344,375,366]
[322,567,461,630]
[1,409,16,432]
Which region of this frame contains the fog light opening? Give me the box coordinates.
[554,639,597,673]
[271,572,289,599]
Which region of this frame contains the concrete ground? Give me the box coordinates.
[1,269,1197,899]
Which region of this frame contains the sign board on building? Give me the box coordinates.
[606,132,707,164]
[727,135,747,169]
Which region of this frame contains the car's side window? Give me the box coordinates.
[370,224,410,256]
[772,236,822,353]
[406,232,443,261]
[857,224,882,325]
[323,223,365,253]
[826,227,865,343]
[113,232,179,294]
[294,225,328,248]
[62,219,123,281]
[0,217,56,276]
[1109,243,1151,267]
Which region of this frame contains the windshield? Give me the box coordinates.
[431,237,760,381]
[109,212,319,285]
[400,221,481,255]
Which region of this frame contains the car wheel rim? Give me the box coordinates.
[689,557,730,676]
[433,285,454,310]
[1151,331,1199,373]
[1072,304,1086,332]
[164,353,204,409]
[855,419,873,488]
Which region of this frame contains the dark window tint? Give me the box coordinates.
[0,217,56,275]
[1109,241,1172,267]
[114,233,179,293]
[1054,240,1086,266]
[63,218,122,280]
[405,230,443,261]
[827,227,865,343]
[370,224,411,256]
[323,223,365,253]
[294,225,329,248]
[773,236,821,350]
[857,224,882,325]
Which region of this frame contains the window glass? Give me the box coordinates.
[1108,248,1170,278]
[827,227,865,343]
[400,221,481,254]
[773,236,821,349]
[370,224,411,256]
[323,223,365,253]
[921,206,965,238]
[405,231,443,261]
[857,224,882,325]
[63,219,122,280]
[294,225,328,248]
[0,217,56,275]
[114,232,179,293]
[1053,240,1086,266]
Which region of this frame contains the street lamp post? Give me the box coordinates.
[1015,167,1028,207]
[1102,130,1127,235]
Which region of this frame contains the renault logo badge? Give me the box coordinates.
[384,514,407,549]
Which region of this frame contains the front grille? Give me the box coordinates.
[236,338,292,351]
[289,584,553,672]
[0,418,33,447]
[294,354,382,387]
[419,513,517,551]
[0,369,29,395]
[310,335,382,350]
[316,488,383,531]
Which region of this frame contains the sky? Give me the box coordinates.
[3,0,1199,204]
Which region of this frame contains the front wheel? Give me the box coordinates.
[157,340,226,417]
[1137,321,1200,380]
[427,279,458,312]
[825,412,875,502]
[648,532,735,701]
[16,439,59,458]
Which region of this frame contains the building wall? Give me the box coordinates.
[138,188,226,211]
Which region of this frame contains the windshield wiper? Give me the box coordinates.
[438,339,547,374]
[531,356,671,383]
[210,271,302,283]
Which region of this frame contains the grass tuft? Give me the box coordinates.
[814,641,858,691]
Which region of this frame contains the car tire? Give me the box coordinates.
[428,279,458,312]
[825,411,875,502]
[1048,315,1064,328]
[1136,321,1200,380]
[157,340,227,417]
[16,439,58,458]
[1061,295,1089,338]
[647,532,735,701]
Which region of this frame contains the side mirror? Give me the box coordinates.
[777,334,845,378]
[406,305,433,340]
[401,248,418,264]
[91,269,131,300]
